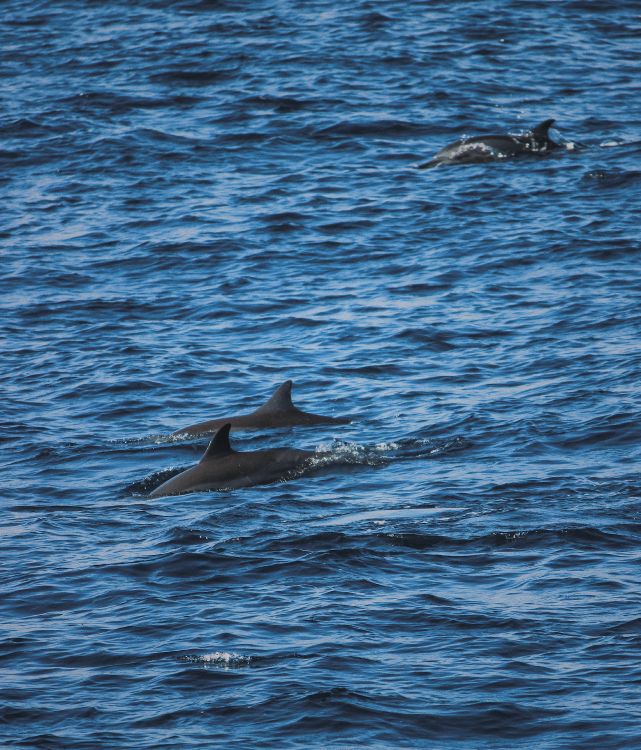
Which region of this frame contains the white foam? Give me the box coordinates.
[374,441,400,451]
[322,506,467,526]
[456,141,495,156]
[183,651,251,666]
[312,441,379,464]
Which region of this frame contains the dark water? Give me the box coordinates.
[3,1,641,747]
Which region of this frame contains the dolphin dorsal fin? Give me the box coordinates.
[202,423,233,460]
[254,380,296,414]
[531,119,555,140]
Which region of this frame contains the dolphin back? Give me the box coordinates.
[531,118,555,142]
[170,380,350,436]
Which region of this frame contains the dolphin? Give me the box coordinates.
[170,380,350,437]
[418,119,559,169]
[150,423,317,497]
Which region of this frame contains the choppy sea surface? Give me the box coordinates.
[2,1,641,748]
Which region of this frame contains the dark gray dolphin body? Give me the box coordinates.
[150,424,317,497]
[171,380,350,437]
[418,119,558,169]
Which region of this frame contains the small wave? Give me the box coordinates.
[604,617,641,635]
[395,327,455,350]
[581,168,641,189]
[383,524,641,553]
[241,94,315,113]
[315,119,431,139]
[0,117,57,138]
[151,67,240,86]
[322,506,467,526]
[161,526,213,546]
[599,139,641,148]
[317,219,376,234]
[58,91,201,114]
[361,11,394,28]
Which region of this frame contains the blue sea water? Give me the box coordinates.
[2,0,641,747]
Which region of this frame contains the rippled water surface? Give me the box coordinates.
[3,1,641,748]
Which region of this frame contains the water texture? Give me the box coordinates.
[2,1,641,747]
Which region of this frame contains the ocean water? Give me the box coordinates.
[2,0,641,747]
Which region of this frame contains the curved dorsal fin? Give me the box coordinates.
[202,423,233,460]
[254,380,296,414]
[531,119,555,141]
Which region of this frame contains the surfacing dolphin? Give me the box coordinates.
[171,379,350,437]
[150,423,317,497]
[418,119,559,169]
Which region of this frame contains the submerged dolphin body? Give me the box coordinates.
[150,424,317,497]
[171,380,350,437]
[418,119,559,169]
